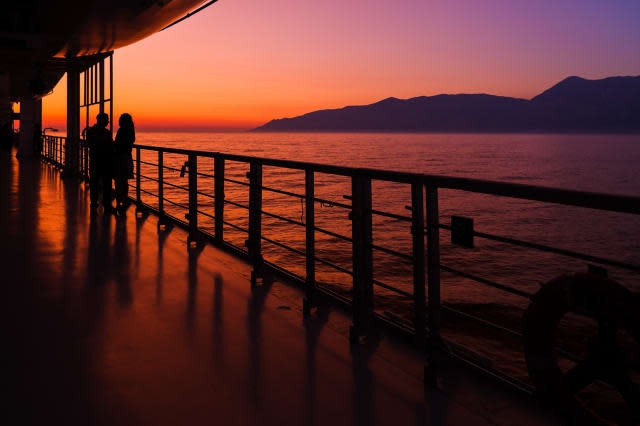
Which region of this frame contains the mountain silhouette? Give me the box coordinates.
[252,76,640,132]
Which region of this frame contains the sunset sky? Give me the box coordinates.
[43,0,640,131]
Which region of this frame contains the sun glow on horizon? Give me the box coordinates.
[43,0,640,132]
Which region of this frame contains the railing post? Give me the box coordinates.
[78,139,82,175]
[84,140,89,180]
[411,180,426,347]
[248,161,263,286]
[425,186,441,382]
[158,151,164,225]
[135,147,141,210]
[303,168,316,315]
[214,157,225,244]
[350,173,374,343]
[187,153,199,243]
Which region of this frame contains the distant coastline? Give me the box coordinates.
[252,75,640,133]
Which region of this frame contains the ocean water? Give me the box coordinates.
[133,132,639,387]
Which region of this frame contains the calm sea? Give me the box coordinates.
[134,132,640,314]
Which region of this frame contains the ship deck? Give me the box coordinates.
[1,149,562,425]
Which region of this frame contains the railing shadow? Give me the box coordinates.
[302,305,330,426]
[246,278,275,409]
[212,272,224,364]
[186,243,205,332]
[155,224,173,305]
[114,214,132,307]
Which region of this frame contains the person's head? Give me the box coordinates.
[96,112,109,128]
[119,113,134,130]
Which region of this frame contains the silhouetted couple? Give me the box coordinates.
[86,112,135,214]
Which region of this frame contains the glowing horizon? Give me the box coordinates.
[43,0,640,131]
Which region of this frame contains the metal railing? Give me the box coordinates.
[42,134,92,181]
[40,134,640,391]
[41,134,67,169]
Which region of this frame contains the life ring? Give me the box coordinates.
[523,273,640,425]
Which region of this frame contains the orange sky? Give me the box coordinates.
[43,0,640,131]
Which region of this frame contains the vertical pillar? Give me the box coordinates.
[425,186,441,383]
[187,154,199,243]
[0,73,11,151]
[109,54,113,135]
[99,60,105,113]
[17,97,42,158]
[411,180,426,347]
[158,151,164,223]
[303,169,316,315]
[248,161,263,286]
[135,147,141,208]
[65,65,80,175]
[214,157,225,244]
[350,174,373,343]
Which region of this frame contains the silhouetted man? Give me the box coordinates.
[86,112,114,212]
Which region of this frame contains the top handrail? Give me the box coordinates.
[130,143,640,215]
[40,134,640,215]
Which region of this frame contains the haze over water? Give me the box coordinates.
[135,132,640,319]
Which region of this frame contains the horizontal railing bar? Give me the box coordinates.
[160,180,190,192]
[314,196,351,210]
[222,220,249,234]
[439,224,640,273]
[260,185,304,199]
[139,160,158,167]
[313,226,352,243]
[441,305,581,363]
[343,195,412,221]
[138,187,159,198]
[314,255,353,276]
[224,199,249,210]
[440,264,533,298]
[196,171,215,179]
[197,190,215,200]
[196,209,215,220]
[261,235,306,257]
[442,305,523,339]
[371,209,413,222]
[162,164,184,173]
[426,175,640,215]
[372,279,413,298]
[162,197,189,210]
[131,143,640,214]
[371,243,413,261]
[224,177,250,186]
[261,209,305,227]
[139,174,159,182]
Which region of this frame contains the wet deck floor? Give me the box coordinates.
[1,150,561,425]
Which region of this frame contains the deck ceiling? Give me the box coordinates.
[0,0,207,99]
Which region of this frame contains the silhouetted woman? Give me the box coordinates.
[114,113,135,213]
